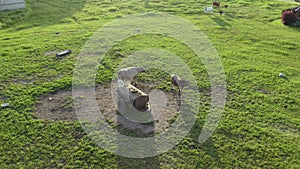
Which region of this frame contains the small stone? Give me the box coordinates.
[48,97,53,101]
[136,28,141,33]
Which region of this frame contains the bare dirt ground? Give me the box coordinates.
[35,90,76,121]
[44,50,57,56]
[34,81,181,134]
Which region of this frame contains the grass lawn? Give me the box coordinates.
[0,0,300,168]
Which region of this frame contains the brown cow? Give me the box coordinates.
[213,1,220,7]
[281,9,299,25]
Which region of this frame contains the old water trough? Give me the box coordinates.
[0,0,25,12]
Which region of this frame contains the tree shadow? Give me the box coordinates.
[0,0,87,29]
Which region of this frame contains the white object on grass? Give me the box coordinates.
[204,6,214,13]
[279,73,286,78]
[1,103,9,108]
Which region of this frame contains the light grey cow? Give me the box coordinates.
[171,74,190,96]
[117,66,145,84]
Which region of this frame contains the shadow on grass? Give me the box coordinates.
[209,15,232,28]
[199,138,219,159]
[116,112,160,168]
[0,0,87,29]
[224,12,237,20]
[117,156,160,169]
[287,25,300,32]
[188,118,220,165]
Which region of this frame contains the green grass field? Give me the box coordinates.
[1,0,300,168]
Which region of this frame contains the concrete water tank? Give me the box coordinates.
[0,0,25,11]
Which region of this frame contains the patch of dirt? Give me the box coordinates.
[274,123,300,137]
[282,0,299,3]
[257,89,269,94]
[35,90,76,121]
[0,84,8,102]
[44,51,57,56]
[0,93,8,101]
[34,81,181,134]
[11,79,33,85]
